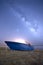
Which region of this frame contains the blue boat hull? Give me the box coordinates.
[5,41,34,51]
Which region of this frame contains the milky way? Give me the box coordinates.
[0,0,43,45]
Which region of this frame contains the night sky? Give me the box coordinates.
[0,0,43,46]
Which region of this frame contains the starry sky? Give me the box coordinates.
[0,0,43,46]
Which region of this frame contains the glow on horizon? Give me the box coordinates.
[13,38,27,44]
[12,38,31,45]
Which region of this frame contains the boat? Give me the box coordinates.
[5,41,34,51]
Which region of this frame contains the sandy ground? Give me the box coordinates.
[0,47,43,65]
